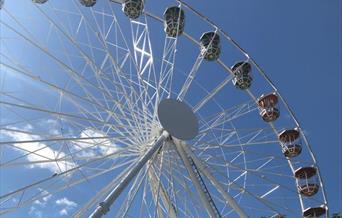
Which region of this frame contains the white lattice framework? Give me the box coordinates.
[0,0,328,217]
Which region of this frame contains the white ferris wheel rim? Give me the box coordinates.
[0,0,328,217]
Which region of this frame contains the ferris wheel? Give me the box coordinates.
[0,0,329,217]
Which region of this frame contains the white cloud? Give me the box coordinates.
[56,197,78,216]
[59,208,68,216]
[2,127,75,173]
[56,197,78,207]
[29,206,43,218]
[73,128,118,157]
[2,125,117,173]
[34,189,51,206]
[40,119,61,135]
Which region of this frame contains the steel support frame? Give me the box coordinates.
[173,138,220,217]
[148,162,178,218]
[89,131,169,218]
[178,140,248,218]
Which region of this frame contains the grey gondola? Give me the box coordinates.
[200,31,221,61]
[232,61,252,90]
[122,0,144,19]
[163,6,185,37]
[32,0,48,4]
[79,0,96,7]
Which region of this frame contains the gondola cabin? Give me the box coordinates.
[303,205,327,217]
[163,6,185,37]
[278,128,302,158]
[32,0,48,3]
[80,0,96,7]
[231,61,252,90]
[257,92,280,122]
[122,0,144,19]
[295,166,320,197]
[200,31,220,61]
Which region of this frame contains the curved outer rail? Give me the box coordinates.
[3,0,326,217]
[132,1,329,216]
[173,1,329,215]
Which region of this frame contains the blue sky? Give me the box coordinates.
[0,0,341,217]
[198,0,341,214]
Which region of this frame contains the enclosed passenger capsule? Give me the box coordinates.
[200,32,220,61]
[231,61,252,90]
[303,205,327,217]
[32,0,48,3]
[257,92,280,122]
[278,128,302,158]
[295,166,320,197]
[122,0,144,19]
[80,0,96,7]
[163,6,185,37]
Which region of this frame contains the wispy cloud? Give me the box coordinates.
[29,206,43,218]
[2,125,75,173]
[56,197,78,216]
[3,124,117,174]
[56,197,78,207]
[59,208,68,216]
[33,189,51,207]
[73,128,118,157]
